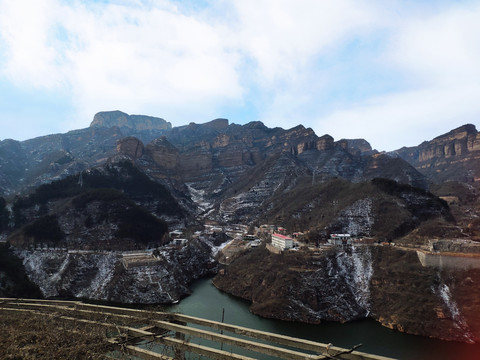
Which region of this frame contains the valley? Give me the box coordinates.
[1,111,480,346]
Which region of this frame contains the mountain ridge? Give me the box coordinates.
[1,111,479,344]
[0,110,477,240]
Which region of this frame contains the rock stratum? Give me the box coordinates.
[394,124,480,184]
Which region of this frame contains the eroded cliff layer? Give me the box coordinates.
[394,124,480,184]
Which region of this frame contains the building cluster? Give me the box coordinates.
[169,221,359,254]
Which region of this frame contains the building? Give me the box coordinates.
[169,230,183,238]
[172,238,188,247]
[271,233,293,251]
[328,234,352,246]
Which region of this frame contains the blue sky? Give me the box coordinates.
[1,0,480,151]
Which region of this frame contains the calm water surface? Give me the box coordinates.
[167,277,480,360]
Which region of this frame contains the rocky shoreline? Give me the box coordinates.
[213,246,480,344]
[15,239,217,305]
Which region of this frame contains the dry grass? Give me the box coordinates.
[0,310,112,360]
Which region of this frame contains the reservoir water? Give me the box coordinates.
[168,277,480,360]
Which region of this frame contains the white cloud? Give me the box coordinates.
[0,0,479,149]
[319,83,480,151]
[0,0,244,130]
[232,0,377,83]
[317,2,480,151]
[0,0,66,89]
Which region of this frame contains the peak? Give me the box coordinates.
[433,124,477,141]
[91,111,128,126]
[337,138,373,154]
[90,111,171,131]
[244,121,267,130]
[288,124,306,131]
[204,118,229,129]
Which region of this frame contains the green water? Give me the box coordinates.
[167,277,480,360]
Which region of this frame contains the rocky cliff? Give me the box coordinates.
[16,238,216,304]
[91,110,172,132]
[111,118,427,225]
[213,245,479,343]
[394,124,480,185]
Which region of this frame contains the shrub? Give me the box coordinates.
[24,215,65,245]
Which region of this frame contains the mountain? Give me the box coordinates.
[393,124,480,185]
[2,161,214,304]
[392,124,480,241]
[0,111,465,241]
[7,160,192,248]
[0,111,478,343]
[0,111,170,197]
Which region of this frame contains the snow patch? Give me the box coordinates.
[335,246,373,315]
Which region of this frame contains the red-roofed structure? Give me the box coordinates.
[271,233,293,250]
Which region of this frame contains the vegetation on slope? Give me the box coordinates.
[7,162,175,250]
[24,214,65,247]
[0,197,9,232]
[0,243,42,298]
[430,181,480,241]
[255,177,453,241]
[214,245,480,342]
[0,310,110,360]
[12,161,183,229]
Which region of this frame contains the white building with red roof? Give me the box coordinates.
[271,233,293,251]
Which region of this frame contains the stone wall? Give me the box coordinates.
[416,250,480,269]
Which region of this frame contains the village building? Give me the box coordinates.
[276,227,286,234]
[271,233,294,251]
[171,238,188,247]
[205,225,223,234]
[328,234,352,246]
[169,230,183,238]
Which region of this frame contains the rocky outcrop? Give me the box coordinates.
[16,239,216,304]
[116,137,144,160]
[213,246,479,343]
[316,135,334,151]
[336,138,373,156]
[145,136,180,172]
[91,110,172,131]
[394,124,480,184]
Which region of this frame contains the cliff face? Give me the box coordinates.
[17,239,216,304]
[213,246,479,343]
[91,110,172,132]
[0,110,426,205]
[116,137,144,160]
[394,124,480,184]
